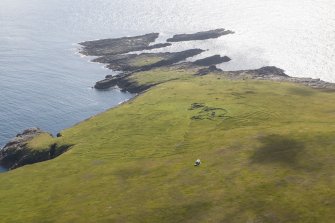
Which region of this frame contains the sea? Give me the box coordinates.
[0,0,334,172]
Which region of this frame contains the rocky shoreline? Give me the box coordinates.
[94,64,335,94]
[83,29,335,93]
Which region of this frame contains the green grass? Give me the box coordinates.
[26,133,55,151]
[129,55,164,67]
[0,73,334,223]
[128,66,196,86]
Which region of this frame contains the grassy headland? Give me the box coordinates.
[1,30,334,222]
[0,69,334,222]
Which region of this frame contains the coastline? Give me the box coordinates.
[80,30,334,93]
[1,29,334,170]
[0,29,334,222]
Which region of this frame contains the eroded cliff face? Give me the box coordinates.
[0,128,71,170]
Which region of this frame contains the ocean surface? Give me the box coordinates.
[0,0,334,171]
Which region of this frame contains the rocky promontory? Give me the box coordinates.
[93,49,204,72]
[167,28,234,42]
[223,66,335,90]
[79,33,171,56]
[0,128,71,170]
[79,28,335,93]
[79,29,237,91]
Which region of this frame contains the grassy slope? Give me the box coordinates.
[0,72,334,223]
[26,133,55,151]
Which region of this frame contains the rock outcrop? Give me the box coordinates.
[251,66,288,77]
[193,55,231,66]
[196,65,223,76]
[94,73,155,93]
[0,128,71,170]
[167,28,234,42]
[79,33,171,56]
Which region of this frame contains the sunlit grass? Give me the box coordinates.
[27,133,55,151]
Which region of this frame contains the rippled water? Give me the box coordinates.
[0,0,334,154]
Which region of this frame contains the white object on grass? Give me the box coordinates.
[194,159,201,166]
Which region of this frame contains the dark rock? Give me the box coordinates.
[94,76,121,89]
[105,74,114,79]
[193,55,231,66]
[254,66,288,77]
[15,127,42,138]
[56,133,62,137]
[167,29,234,42]
[145,43,172,50]
[79,33,171,56]
[94,49,204,73]
[94,73,129,90]
[95,72,155,94]
[196,65,223,76]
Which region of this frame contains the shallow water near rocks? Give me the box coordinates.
[0,0,334,150]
